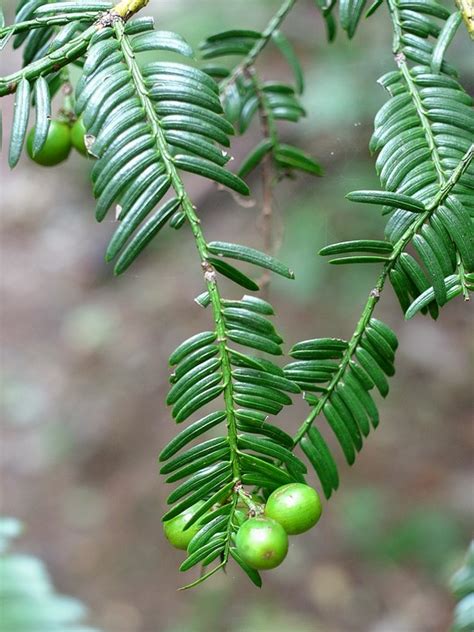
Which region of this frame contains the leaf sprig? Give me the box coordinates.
[160,287,307,588]
[289,0,473,496]
[80,12,305,587]
[201,28,322,181]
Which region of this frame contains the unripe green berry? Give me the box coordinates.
[26,120,71,166]
[163,501,205,551]
[71,117,88,156]
[235,516,288,570]
[265,483,322,535]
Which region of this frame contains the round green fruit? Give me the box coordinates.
[26,120,72,166]
[235,517,288,570]
[163,502,205,551]
[71,117,88,156]
[265,483,322,535]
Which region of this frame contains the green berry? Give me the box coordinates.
[163,502,205,551]
[265,483,322,535]
[235,517,288,570]
[26,120,71,166]
[71,117,88,156]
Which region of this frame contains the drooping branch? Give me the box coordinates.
[112,20,280,589]
[292,141,473,446]
[289,0,473,457]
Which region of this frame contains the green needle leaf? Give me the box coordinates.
[208,241,294,279]
[9,78,31,168]
[346,190,426,213]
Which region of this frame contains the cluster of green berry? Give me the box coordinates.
[164,483,322,572]
[27,117,88,166]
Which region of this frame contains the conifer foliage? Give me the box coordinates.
[1,0,472,588]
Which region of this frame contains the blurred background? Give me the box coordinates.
[1,1,473,630]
